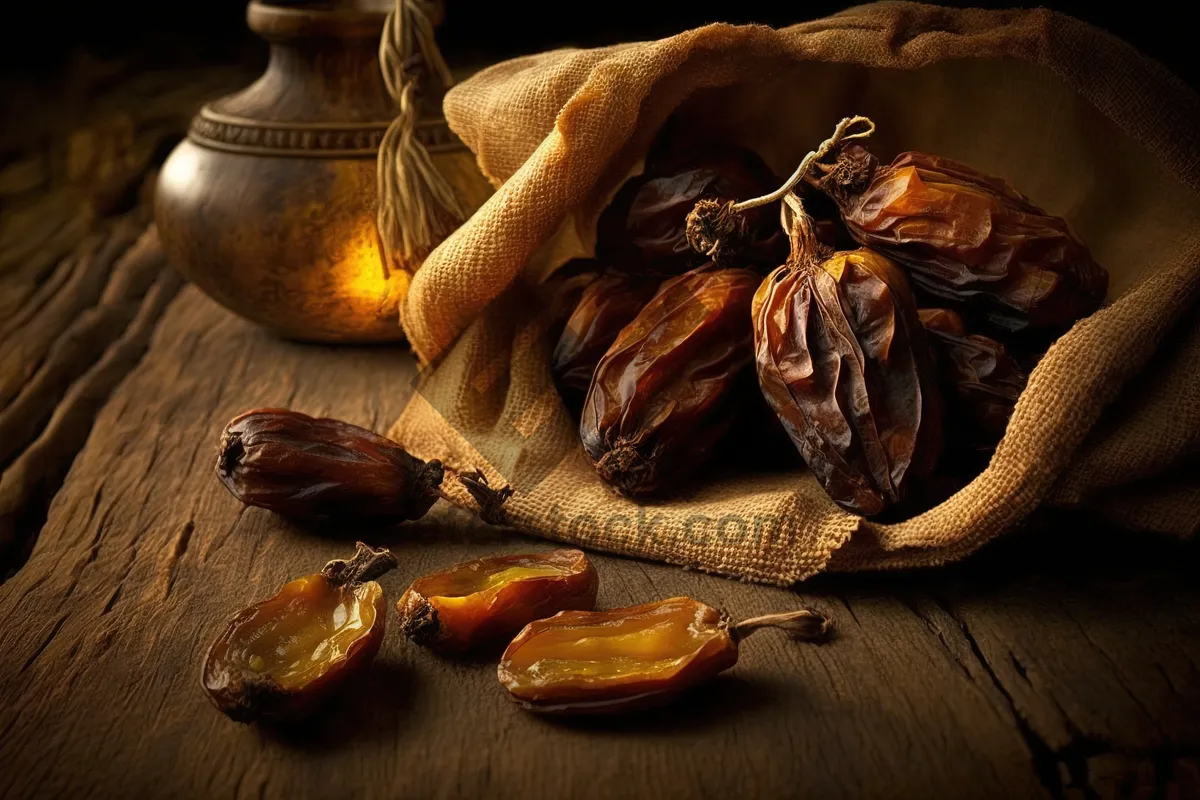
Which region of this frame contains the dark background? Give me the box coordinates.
[1,0,1197,88]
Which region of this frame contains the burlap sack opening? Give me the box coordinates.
[390,2,1200,586]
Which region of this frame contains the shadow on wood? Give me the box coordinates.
[259,659,420,753]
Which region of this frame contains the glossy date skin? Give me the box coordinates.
[817,145,1108,337]
[596,147,786,275]
[216,409,444,521]
[919,308,1029,452]
[497,597,739,714]
[752,211,942,516]
[580,266,759,496]
[396,549,599,654]
[552,274,660,403]
[202,543,397,723]
[498,596,830,714]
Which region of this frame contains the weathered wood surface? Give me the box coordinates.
[0,59,251,573]
[1,58,1198,800]
[0,287,1196,799]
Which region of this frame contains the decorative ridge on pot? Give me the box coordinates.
[155,0,490,343]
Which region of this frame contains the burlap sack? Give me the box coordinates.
[389,2,1200,585]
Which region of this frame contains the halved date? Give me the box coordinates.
[397,549,598,654]
[201,542,397,722]
[498,596,830,714]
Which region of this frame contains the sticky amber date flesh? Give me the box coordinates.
[201,543,397,722]
[498,597,829,714]
[398,549,598,653]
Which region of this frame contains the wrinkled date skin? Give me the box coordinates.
[202,543,397,722]
[919,308,1029,452]
[817,145,1108,336]
[581,267,759,496]
[397,549,599,654]
[753,215,943,516]
[498,597,830,714]
[216,409,444,520]
[596,146,786,274]
[552,274,660,403]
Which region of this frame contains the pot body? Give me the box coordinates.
[156,0,464,342]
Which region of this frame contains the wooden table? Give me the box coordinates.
[1,61,1198,800]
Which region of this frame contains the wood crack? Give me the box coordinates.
[20,614,68,673]
[100,582,122,616]
[162,518,194,601]
[0,258,183,573]
[938,600,1064,795]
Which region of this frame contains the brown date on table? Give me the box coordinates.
[397,549,599,654]
[498,596,831,714]
[201,542,398,723]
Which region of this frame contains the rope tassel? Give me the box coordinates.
[376,0,470,273]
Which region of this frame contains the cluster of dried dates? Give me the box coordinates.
[198,113,1110,725]
[202,540,829,721]
[205,410,829,720]
[553,117,1107,515]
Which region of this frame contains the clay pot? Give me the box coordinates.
[155,0,482,342]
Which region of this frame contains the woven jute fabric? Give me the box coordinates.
[390,2,1200,585]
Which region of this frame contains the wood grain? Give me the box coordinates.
[0,290,1195,799]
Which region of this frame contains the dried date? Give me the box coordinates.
[814,145,1108,336]
[552,274,660,403]
[201,542,397,722]
[216,408,444,521]
[498,597,830,714]
[596,146,786,274]
[752,195,943,516]
[580,266,759,496]
[919,308,1029,452]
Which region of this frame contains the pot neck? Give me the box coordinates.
[209,0,445,125]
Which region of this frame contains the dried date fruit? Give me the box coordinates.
[753,195,943,516]
[597,146,785,274]
[498,597,830,714]
[216,408,444,520]
[580,266,759,496]
[552,274,660,403]
[813,145,1108,336]
[397,549,598,654]
[919,308,1029,452]
[201,542,397,722]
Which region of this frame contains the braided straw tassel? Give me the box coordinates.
[376,0,470,275]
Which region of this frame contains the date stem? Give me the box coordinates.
[733,115,875,213]
[731,608,832,643]
[458,470,514,526]
[320,542,398,586]
[685,116,874,259]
